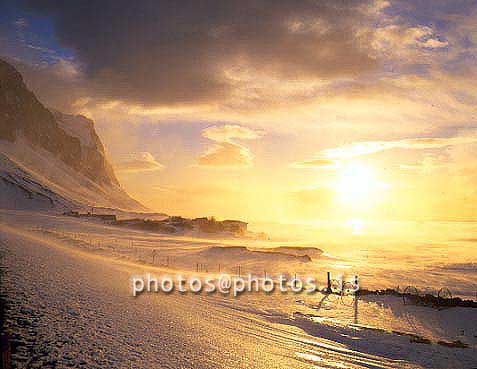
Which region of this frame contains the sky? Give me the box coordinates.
[1,0,476,222]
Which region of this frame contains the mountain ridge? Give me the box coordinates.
[0,58,146,211]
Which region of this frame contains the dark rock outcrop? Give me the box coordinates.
[51,110,119,186]
[0,58,118,187]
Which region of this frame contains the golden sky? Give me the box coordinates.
[2,0,476,222]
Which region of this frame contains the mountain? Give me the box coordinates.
[0,58,146,211]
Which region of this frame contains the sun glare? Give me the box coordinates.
[335,162,382,209]
[346,217,365,234]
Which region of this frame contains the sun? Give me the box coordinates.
[335,162,381,208]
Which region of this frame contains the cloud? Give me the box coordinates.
[26,44,56,54]
[197,125,264,168]
[4,0,474,129]
[295,136,477,168]
[197,142,253,168]
[115,152,164,173]
[399,153,449,172]
[13,18,28,29]
[48,58,81,80]
[202,125,264,143]
[421,38,448,49]
[291,158,338,169]
[15,0,381,107]
[372,24,449,64]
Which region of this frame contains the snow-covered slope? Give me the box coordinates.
[0,137,145,211]
[0,151,76,210]
[0,58,146,211]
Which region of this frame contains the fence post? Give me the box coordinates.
[327,272,331,293]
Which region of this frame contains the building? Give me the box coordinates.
[222,220,248,234]
[64,211,116,223]
[91,214,117,222]
[192,217,248,234]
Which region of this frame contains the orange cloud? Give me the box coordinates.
[196,125,264,168]
[202,124,264,142]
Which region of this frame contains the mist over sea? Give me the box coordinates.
[249,219,477,299]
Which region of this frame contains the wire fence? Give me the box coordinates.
[33,227,477,308]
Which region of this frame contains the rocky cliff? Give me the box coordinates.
[0,59,119,187]
[0,58,145,211]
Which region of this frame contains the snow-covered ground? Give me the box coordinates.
[1,210,477,368]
